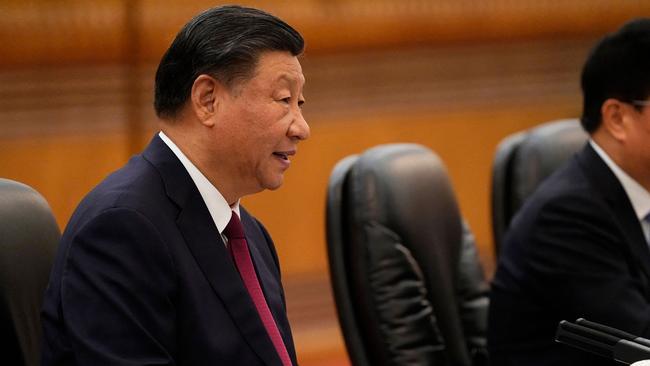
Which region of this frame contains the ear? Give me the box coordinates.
[600,98,628,142]
[190,74,221,127]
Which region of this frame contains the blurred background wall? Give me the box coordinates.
[2,1,650,365]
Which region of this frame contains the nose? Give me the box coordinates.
[289,110,310,141]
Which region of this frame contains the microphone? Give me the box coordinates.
[556,318,650,364]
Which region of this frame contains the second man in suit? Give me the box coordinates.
[489,18,650,366]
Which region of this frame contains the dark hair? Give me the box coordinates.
[581,18,650,133]
[153,5,304,119]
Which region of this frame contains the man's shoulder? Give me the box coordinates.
[526,158,596,208]
[508,157,610,236]
[528,143,619,212]
[95,155,163,202]
[67,154,173,232]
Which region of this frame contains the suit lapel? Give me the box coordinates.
[578,145,650,284]
[241,212,297,364]
[142,135,283,366]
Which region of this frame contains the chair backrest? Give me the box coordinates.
[0,178,60,366]
[491,118,588,256]
[326,144,489,366]
[326,154,368,365]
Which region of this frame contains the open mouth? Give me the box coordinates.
[273,149,295,161]
[273,152,290,160]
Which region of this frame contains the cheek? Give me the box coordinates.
[248,105,283,129]
[259,112,293,142]
[274,110,295,131]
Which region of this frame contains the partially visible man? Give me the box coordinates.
[489,19,650,366]
[41,5,309,365]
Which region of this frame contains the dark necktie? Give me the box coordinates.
[224,212,292,366]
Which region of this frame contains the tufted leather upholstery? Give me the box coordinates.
[491,119,587,256]
[326,144,489,366]
[0,178,59,366]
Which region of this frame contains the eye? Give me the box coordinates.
[298,100,305,108]
[280,97,291,104]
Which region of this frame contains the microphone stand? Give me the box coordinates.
[556,318,650,364]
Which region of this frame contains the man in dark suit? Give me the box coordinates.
[41,5,309,365]
[488,19,650,366]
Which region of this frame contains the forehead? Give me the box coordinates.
[250,51,304,85]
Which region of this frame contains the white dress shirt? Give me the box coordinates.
[159,131,239,245]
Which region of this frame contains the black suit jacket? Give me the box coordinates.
[488,144,650,366]
[41,135,297,365]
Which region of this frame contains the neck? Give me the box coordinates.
[160,124,252,204]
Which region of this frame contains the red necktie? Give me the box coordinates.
[225,212,293,366]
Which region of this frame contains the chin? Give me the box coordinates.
[262,176,284,191]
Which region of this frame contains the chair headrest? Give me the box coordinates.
[512,118,588,210]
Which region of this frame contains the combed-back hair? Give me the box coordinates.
[153,5,304,119]
[581,18,650,133]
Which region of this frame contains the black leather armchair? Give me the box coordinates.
[0,178,60,366]
[491,119,587,256]
[326,144,489,366]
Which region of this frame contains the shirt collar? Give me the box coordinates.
[590,139,650,221]
[159,131,240,234]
